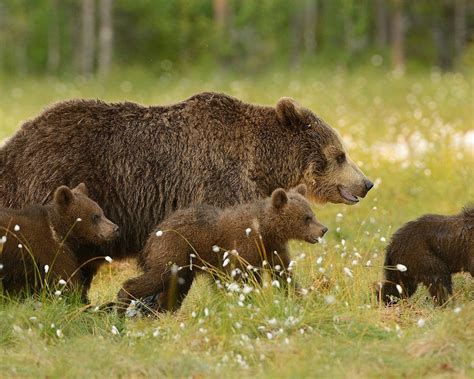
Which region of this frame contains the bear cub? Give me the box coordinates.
[381,206,473,305]
[0,183,119,300]
[118,184,328,313]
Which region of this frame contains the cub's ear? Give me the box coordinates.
[293,184,307,197]
[271,188,288,209]
[53,186,74,207]
[276,97,305,129]
[73,182,89,196]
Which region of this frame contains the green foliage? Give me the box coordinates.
[0,0,472,75]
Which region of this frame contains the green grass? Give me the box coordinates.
[0,67,473,378]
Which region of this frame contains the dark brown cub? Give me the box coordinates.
[0,183,119,300]
[380,206,473,306]
[117,184,328,313]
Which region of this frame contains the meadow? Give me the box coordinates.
[0,67,473,378]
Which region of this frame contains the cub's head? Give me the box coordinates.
[269,184,327,244]
[52,183,119,245]
[276,97,373,205]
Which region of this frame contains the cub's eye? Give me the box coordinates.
[304,215,313,224]
[92,214,100,223]
[336,153,346,164]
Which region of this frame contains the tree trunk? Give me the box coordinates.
[390,0,405,70]
[98,0,113,76]
[433,2,454,71]
[290,1,304,68]
[47,0,60,73]
[80,0,95,75]
[375,0,388,47]
[454,0,466,62]
[303,0,318,56]
[213,0,228,31]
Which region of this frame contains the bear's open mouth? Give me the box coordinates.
[338,186,359,204]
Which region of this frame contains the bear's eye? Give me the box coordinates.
[336,153,346,164]
[304,215,313,224]
[92,214,101,223]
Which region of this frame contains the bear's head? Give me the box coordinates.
[51,183,119,246]
[268,184,327,244]
[276,97,373,205]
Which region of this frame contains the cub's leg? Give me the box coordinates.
[153,268,195,312]
[426,274,452,306]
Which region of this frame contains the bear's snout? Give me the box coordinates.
[364,179,374,192]
[100,221,120,241]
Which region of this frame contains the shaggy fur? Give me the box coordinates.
[0,184,119,300]
[381,206,474,305]
[117,184,328,313]
[0,92,372,290]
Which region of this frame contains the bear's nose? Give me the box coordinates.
[321,226,328,235]
[364,179,374,191]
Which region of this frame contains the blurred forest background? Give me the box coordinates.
[0,0,473,77]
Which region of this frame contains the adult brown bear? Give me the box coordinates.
[0,92,372,289]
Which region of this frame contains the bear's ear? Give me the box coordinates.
[53,186,74,208]
[276,97,305,130]
[73,182,89,196]
[293,184,307,197]
[271,188,288,209]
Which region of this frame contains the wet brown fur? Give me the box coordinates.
[117,184,328,313]
[0,184,119,300]
[381,206,474,305]
[0,92,371,293]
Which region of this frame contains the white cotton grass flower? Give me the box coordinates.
[13,224,20,232]
[58,279,67,286]
[396,264,407,272]
[0,235,6,244]
[44,265,49,274]
[54,290,61,296]
[242,284,253,294]
[417,318,425,327]
[316,256,323,265]
[396,284,403,294]
[226,282,240,292]
[76,218,82,222]
[343,267,353,278]
[453,307,462,314]
[271,280,280,288]
[380,236,386,242]
[222,258,230,267]
[0,264,3,270]
[245,227,252,236]
[324,295,336,304]
[56,329,63,338]
[155,230,163,237]
[111,325,120,335]
[212,245,220,252]
[170,264,179,274]
[104,256,113,263]
[223,251,229,260]
[17,244,23,249]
